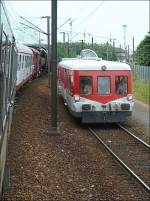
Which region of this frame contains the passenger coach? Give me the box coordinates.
[58,49,134,123]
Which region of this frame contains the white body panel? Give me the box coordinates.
[16,43,33,87]
[59,83,134,113]
[59,59,131,71]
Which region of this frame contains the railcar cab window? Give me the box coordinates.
[80,76,92,95]
[116,76,128,95]
[98,77,110,95]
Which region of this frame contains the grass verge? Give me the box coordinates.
[133,75,150,104]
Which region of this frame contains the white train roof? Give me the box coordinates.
[59,58,131,71]
[16,43,33,55]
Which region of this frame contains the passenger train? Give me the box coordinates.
[58,49,134,123]
[0,0,134,194]
[0,0,47,194]
[15,44,47,91]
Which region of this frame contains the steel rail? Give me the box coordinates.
[117,123,150,148]
[88,127,150,193]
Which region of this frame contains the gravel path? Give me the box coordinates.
[1,75,149,201]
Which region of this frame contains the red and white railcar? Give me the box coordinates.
[31,48,41,77]
[16,43,34,91]
[58,50,134,123]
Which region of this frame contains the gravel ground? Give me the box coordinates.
[125,99,149,138]
[132,99,149,131]
[1,75,150,201]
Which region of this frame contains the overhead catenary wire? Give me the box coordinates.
[19,22,48,35]
[6,1,108,44]
[20,16,47,35]
[6,1,127,48]
[71,1,104,40]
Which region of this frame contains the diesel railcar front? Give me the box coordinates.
[58,51,134,123]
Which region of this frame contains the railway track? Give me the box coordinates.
[88,124,150,193]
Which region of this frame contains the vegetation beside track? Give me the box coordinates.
[133,75,149,104]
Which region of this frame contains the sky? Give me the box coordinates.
[5,0,149,51]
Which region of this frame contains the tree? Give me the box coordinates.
[57,42,118,61]
[135,35,150,66]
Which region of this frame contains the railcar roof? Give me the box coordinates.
[31,48,40,54]
[16,43,33,55]
[59,59,131,71]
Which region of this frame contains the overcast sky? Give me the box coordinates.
[5,0,149,50]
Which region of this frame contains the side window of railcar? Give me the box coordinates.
[98,77,110,95]
[1,32,7,71]
[116,76,128,95]
[79,76,92,95]
[30,56,32,66]
[68,75,73,95]
[21,55,23,69]
[26,56,29,67]
[23,55,25,68]
[24,55,27,68]
[18,54,21,70]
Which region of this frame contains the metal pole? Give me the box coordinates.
[49,0,59,134]
[66,33,69,57]
[39,31,41,48]
[106,41,109,60]
[69,19,72,43]
[112,40,115,61]
[127,45,129,63]
[92,36,93,49]
[62,32,65,43]
[122,25,127,62]
[81,39,84,50]
[83,32,86,44]
[60,32,65,56]
[132,37,134,63]
[120,44,122,61]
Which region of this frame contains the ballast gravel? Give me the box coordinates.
[1,75,149,201]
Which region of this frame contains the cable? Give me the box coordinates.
[20,16,46,35]
[72,1,104,40]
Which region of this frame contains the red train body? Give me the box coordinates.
[58,50,134,123]
[31,48,41,77]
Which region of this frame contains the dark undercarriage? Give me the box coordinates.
[69,109,132,123]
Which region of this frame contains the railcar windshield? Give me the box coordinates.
[79,76,92,95]
[116,76,128,95]
[98,77,110,95]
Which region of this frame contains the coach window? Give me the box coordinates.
[80,76,92,95]
[116,76,128,95]
[21,55,23,69]
[98,76,110,95]
[27,56,29,68]
[68,75,73,95]
[17,55,19,70]
[19,55,21,70]
[1,32,7,70]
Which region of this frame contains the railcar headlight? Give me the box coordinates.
[127,94,133,101]
[74,94,80,102]
[121,103,130,110]
[82,104,91,111]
